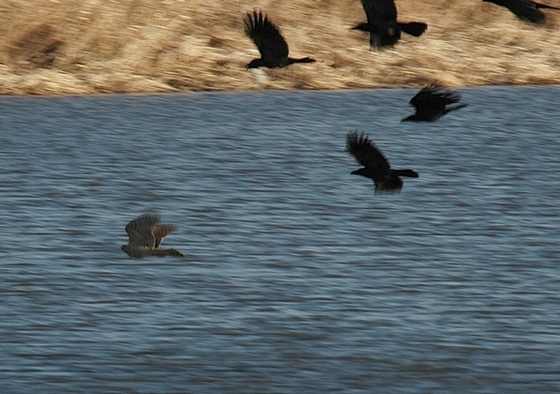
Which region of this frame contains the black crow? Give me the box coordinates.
[483,0,560,25]
[347,131,418,194]
[402,85,468,122]
[243,11,316,68]
[352,0,427,48]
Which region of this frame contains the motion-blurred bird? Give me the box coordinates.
[121,214,184,258]
[347,131,419,194]
[483,0,560,25]
[402,85,468,122]
[352,0,427,48]
[243,10,316,68]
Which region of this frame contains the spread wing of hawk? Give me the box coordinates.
[121,214,184,258]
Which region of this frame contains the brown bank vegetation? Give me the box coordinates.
[0,0,559,95]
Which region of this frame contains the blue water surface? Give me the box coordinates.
[0,87,559,393]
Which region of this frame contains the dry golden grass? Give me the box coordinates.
[1,0,559,95]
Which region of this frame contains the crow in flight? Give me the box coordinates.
[483,0,560,25]
[402,85,468,122]
[352,0,427,48]
[121,214,184,258]
[347,131,419,194]
[243,10,316,68]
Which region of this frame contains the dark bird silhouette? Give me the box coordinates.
[483,0,560,25]
[402,85,468,122]
[352,0,427,48]
[243,10,316,68]
[121,214,184,258]
[346,131,418,194]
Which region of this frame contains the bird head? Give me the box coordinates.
[245,59,265,69]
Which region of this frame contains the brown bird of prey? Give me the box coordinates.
[483,0,560,25]
[352,0,427,48]
[402,85,468,122]
[243,10,316,68]
[347,131,419,194]
[121,214,184,258]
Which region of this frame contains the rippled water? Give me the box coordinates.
[1,87,559,393]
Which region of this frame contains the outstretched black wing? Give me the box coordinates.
[361,0,398,24]
[347,131,391,175]
[244,11,289,61]
[410,86,461,111]
[484,0,552,24]
[402,85,467,121]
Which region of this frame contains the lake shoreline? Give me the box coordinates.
[1,83,558,99]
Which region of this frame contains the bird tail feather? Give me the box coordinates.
[154,248,185,258]
[399,22,428,37]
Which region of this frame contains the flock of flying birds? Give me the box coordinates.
[120,0,558,258]
[243,0,559,68]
